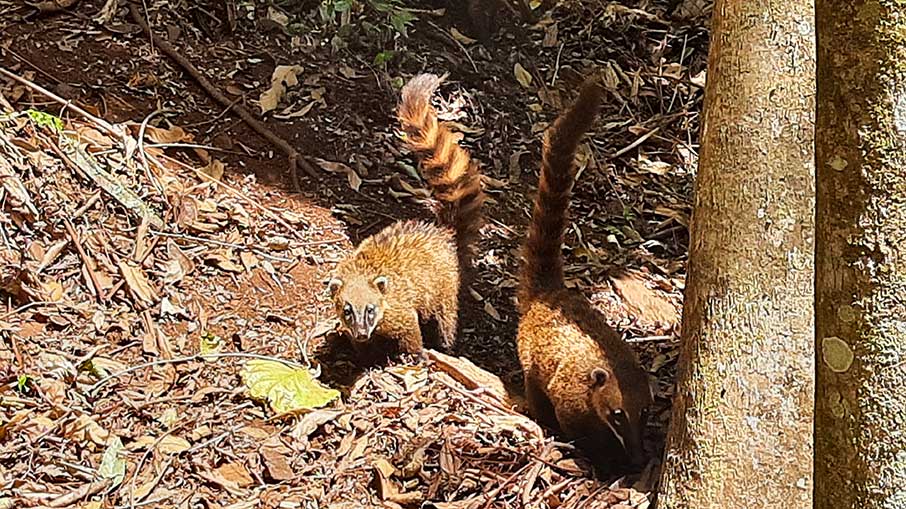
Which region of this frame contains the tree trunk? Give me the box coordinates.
[815,2,906,507]
[656,1,815,507]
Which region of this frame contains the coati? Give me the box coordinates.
[516,79,653,469]
[328,73,485,357]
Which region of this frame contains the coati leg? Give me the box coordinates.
[524,373,558,430]
[435,301,459,351]
[378,307,424,355]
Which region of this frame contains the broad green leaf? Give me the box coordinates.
[241,359,340,414]
[373,50,395,68]
[25,110,64,132]
[98,435,126,489]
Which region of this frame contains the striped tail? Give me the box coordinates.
[398,73,486,275]
[520,79,603,301]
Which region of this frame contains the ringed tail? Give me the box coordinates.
[398,73,486,273]
[520,78,604,300]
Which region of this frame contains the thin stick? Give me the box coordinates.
[0,66,119,136]
[63,219,107,302]
[72,192,102,219]
[86,352,309,394]
[127,3,318,191]
[610,126,661,159]
[137,108,169,195]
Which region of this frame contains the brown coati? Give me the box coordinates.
[328,73,485,357]
[516,79,653,470]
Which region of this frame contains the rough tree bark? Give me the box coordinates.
[815,2,906,507]
[656,1,815,507]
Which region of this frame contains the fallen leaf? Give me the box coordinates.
[450,27,477,45]
[98,436,126,489]
[62,414,109,446]
[201,159,225,181]
[260,65,303,114]
[260,446,294,481]
[267,6,289,27]
[216,462,254,488]
[484,301,503,321]
[293,409,342,441]
[514,63,533,88]
[315,158,362,191]
[118,261,158,308]
[241,359,340,414]
[542,23,559,47]
[239,251,259,271]
[638,155,672,175]
[157,435,192,455]
[206,251,244,273]
[158,408,178,429]
[141,125,191,144]
[160,240,194,285]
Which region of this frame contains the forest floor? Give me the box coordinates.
[0,0,708,507]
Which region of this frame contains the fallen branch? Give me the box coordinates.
[127,2,318,191]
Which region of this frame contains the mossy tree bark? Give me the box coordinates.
[815,2,906,507]
[657,1,815,507]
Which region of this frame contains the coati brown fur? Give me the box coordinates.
[516,79,653,469]
[328,73,485,357]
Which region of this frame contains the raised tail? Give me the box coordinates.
[520,79,603,300]
[398,73,486,274]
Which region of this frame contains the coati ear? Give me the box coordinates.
[589,367,610,387]
[373,275,388,294]
[327,278,343,296]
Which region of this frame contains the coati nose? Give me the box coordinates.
[353,329,371,342]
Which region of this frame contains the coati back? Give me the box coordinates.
[328,74,485,357]
[516,79,653,470]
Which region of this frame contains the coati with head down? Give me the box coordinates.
[328,73,485,357]
[517,79,653,470]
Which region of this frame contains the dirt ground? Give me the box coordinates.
[0,0,707,507]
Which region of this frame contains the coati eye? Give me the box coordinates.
[343,304,354,320]
[365,304,375,318]
[612,409,625,419]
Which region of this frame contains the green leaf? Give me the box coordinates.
[16,375,30,393]
[373,50,395,68]
[241,359,340,414]
[98,436,127,489]
[25,110,64,132]
[389,8,415,37]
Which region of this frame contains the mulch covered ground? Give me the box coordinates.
[0,0,709,507]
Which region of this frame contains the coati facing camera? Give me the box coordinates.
[328,73,485,357]
[516,79,653,470]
